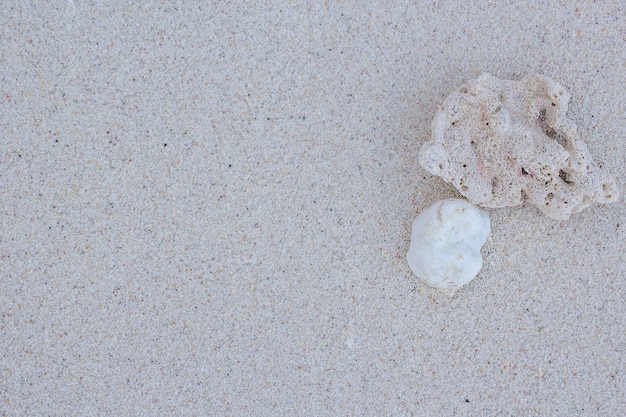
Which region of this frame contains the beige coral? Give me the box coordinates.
[419,73,619,220]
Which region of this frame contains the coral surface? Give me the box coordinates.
[406,198,490,294]
[419,73,619,220]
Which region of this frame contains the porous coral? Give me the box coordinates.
[419,73,619,220]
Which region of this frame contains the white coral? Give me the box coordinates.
[407,199,490,294]
[419,73,619,220]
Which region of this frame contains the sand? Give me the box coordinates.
[1,1,624,415]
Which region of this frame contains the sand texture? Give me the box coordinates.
[1,1,625,415]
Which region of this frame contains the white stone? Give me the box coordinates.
[419,73,619,220]
[407,199,490,294]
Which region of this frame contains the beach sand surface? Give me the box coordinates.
[1,1,624,415]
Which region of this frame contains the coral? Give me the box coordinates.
[406,199,490,294]
[419,73,619,220]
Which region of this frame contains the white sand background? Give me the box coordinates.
[1,1,625,415]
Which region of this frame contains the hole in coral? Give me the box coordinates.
[547,129,567,147]
[462,164,467,168]
[438,163,443,170]
[451,122,455,126]
[547,193,554,200]
[551,102,556,106]
[461,185,468,192]
[491,177,499,191]
[521,167,529,176]
[539,108,547,123]
[538,108,568,148]
[559,170,573,184]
